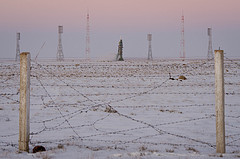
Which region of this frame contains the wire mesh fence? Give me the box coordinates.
[0,58,240,157]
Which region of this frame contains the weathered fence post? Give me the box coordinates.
[214,49,225,153]
[19,52,31,152]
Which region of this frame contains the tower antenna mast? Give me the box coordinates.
[85,11,90,60]
[180,11,186,59]
[207,27,214,60]
[16,32,20,61]
[147,34,153,60]
[57,26,64,61]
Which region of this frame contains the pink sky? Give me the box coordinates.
[1,0,240,59]
[1,0,240,31]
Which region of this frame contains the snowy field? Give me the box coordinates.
[0,58,240,159]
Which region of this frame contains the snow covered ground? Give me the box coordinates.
[0,58,239,159]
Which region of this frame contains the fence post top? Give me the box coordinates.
[20,52,30,55]
[214,50,224,54]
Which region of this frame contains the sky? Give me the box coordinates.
[0,0,240,59]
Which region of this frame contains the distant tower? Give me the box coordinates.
[147,34,153,60]
[180,12,186,59]
[57,26,64,61]
[16,32,20,61]
[85,12,90,60]
[116,39,124,61]
[207,28,214,60]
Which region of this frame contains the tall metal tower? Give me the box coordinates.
[57,26,64,61]
[16,32,20,61]
[207,28,214,60]
[85,12,90,60]
[180,12,186,59]
[147,34,153,60]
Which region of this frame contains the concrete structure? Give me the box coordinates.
[19,52,31,152]
[214,49,225,153]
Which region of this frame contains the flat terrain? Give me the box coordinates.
[0,58,239,158]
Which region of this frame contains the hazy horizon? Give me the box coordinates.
[1,0,240,59]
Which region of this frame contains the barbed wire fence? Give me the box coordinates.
[0,57,240,155]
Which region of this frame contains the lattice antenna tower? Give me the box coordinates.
[85,11,90,60]
[57,26,64,61]
[16,32,20,61]
[147,34,153,60]
[207,28,214,60]
[180,12,186,59]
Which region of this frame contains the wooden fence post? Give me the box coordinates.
[214,50,225,153]
[19,52,31,152]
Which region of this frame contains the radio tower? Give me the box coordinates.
[180,12,186,59]
[85,12,90,60]
[57,26,64,61]
[207,28,214,60]
[16,32,20,61]
[147,34,153,60]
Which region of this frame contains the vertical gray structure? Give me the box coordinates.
[16,33,21,61]
[207,28,214,60]
[85,12,90,60]
[57,26,64,61]
[147,34,153,60]
[180,13,186,59]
